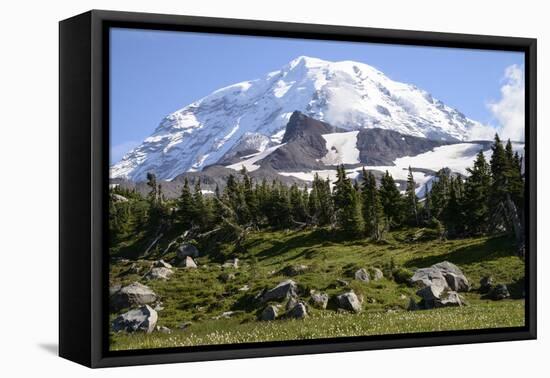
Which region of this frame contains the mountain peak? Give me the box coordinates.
[111,56,482,181]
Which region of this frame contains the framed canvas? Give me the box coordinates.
[59,10,537,368]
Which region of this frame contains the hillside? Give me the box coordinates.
[109,228,525,350]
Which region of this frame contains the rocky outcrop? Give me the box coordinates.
[411,261,470,292]
[262,280,298,303]
[286,302,308,319]
[179,256,197,268]
[336,291,362,313]
[110,282,157,312]
[260,305,279,321]
[310,291,329,309]
[354,268,370,282]
[410,261,470,309]
[112,305,158,333]
[145,267,174,281]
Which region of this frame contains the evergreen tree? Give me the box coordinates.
[430,168,451,221]
[442,176,465,236]
[463,150,491,234]
[289,183,307,223]
[361,169,385,239]
[404,166,419,226]
[333,165,364,235]
[177,178,195,229]
[379,170,403,229]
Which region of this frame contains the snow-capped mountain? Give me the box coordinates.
[111,56,484,182]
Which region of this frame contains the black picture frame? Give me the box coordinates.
[59,9,537,368]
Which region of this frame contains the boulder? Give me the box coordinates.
[411,261,469,293]
[145,267,173,281]
[286,302,308,319]
[371,268,384,281]
[310,291,329,309]
[179,322,192,330]
[112,305,158,333]
[416,283,445,308]
[111,282,157,312]
[177,244,199,259]
[153,259,172,269]
[489,284,510,300]
[479,276,494,294]
[336,292,362,313]
[282,264,309,276]
[260,305,278,321]
[223,258,239,269]
[262,280,298,303]
[179,256,197,269]
[354,268,370,283]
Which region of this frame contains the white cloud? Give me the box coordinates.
[467,64,525,142]
[110,140,139,164]
[488,64,525,141]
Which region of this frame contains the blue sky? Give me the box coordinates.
[110,28,524,162]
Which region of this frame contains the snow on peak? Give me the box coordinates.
[111,56,483,181]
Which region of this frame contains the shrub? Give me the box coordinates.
[392,267,413,285]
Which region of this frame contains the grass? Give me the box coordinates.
[110,300,525,350]
[109,227,525,350]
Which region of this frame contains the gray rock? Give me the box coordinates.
[310,291,329,309]
[371,268,384,281]
[416,284,444,309]
[489,284,510,300]
[262,280,298,303]
[260,305,278,321]
[355,268,370,282]
[145,267,174,280]
[411,261,469,293]
[177,244,199,259]
[479,276,493,294]
[286,302,308,319]
[432,261,470,291]
[112,305,158,333]
[153,259,172,269]
[336,291,362,313]
[179,256,197,269]
[111,282,157,312]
